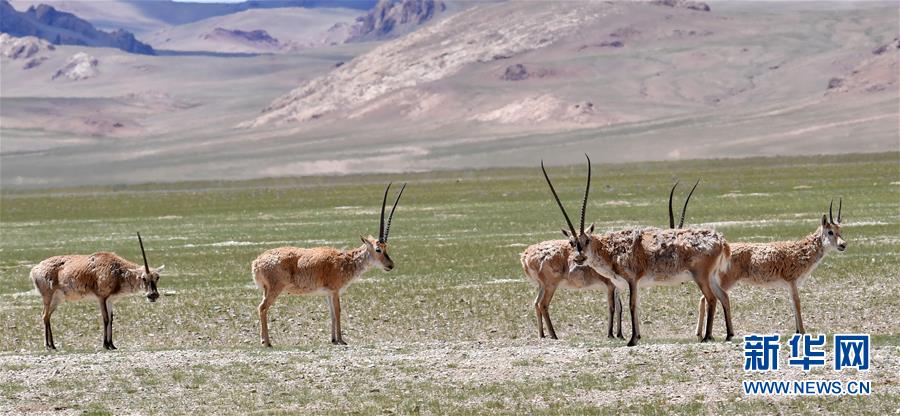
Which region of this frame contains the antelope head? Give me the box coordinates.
[541,155,595,266]
[361,182,406,272]
[821,198,846,252]
[135,232,164,302]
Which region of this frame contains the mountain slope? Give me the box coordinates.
[144,7,361,53]
[9,0,377,36]
[1,1,896,187]
[346,0,447,42]
[1,0,154,54]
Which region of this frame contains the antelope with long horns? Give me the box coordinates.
[521,155,623,340]
[542,159,731,346]
[252,183,406,346]
[696,199,847,337]
[30,233,163,350]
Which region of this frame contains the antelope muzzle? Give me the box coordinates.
[147,282,159,302]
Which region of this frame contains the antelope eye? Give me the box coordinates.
[375,248,382,253]
[828,230,834,236]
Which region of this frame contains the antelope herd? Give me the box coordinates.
[28,156,847,350]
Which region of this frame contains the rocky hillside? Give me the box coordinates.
[346,0,447,42]
[826,37,899,96]
[245,1,597,126]
[0,32,54,68]
[143,7,361,53]
[0,0,154,54]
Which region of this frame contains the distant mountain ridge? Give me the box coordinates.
[347,0,446,42]
[0,0,154,54]
[122,0,376,26]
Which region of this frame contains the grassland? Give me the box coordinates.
[0,152,898,414]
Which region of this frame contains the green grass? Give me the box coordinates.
[0,152,898,414]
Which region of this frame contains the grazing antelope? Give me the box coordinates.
[541,159,731,346]
[253,183,406,346]
[521,155,624,340]
[696,199,847,338]
[30,233,163,350]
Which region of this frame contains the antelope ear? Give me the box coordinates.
[821,214,828,227]
[155,265,165,273]
[586,223,595,234]
[561,229,571,237]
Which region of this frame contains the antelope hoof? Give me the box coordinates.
[627,338,638,347]
[701,336,715,343]
[108,343,117,350]
[726,334,735,342]
[617,334,625,340]
[332,339,347,346]
[549,334,558,340]
[46,345,56,351]
[607,333,615,339]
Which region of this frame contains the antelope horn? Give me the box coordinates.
[679,179,699,229]
[541,161,579,244]
[137,232,150,274]
[837,198,842,223]
[378,183,391,242]
[580,154,591,233]
[383,183,406,242]
[668,181,678,229]
[829,199,834,224]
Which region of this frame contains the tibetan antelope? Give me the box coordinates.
[30,233,163,350]
[696,199,847,338]
[252,183,406,346]
[541,159,731,346]
[521,155,624,340]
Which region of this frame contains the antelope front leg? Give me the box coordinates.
[330,292,346,345]
[614,289,624,339]
[540,284,558,340]
[99,297,113,350]
[788,281,805,334]
[627,279,639,347]
[695,297,707,340]
[533,285,546,338]
[106,299,117,350]
[605,286,615,339]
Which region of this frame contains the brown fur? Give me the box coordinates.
[697,220,845,335]
[252,235,392,346]
[579,227,731,346]
[520,240,623,340]
[30,252,161,350]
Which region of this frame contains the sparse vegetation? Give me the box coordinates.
[0,153,898,414]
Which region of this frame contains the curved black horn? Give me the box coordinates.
[378,183,391,242]
[137,232,150,274]
[383,183,406,242]
[580,154,591,232]
[668,181,678,229]
[829,199,834,224]
[837,198,842,223]
[541,161,579,242]
[679,179,699,229]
